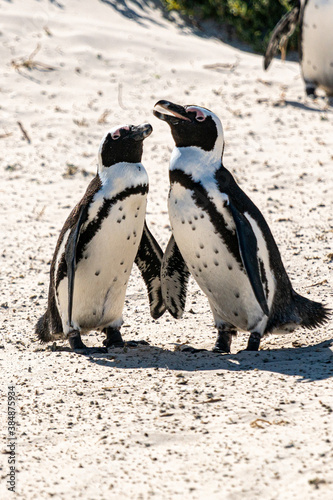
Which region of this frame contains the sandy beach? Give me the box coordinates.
[1,1,332,498]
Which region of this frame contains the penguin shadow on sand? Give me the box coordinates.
[283,99,333,112]
[82,338,333,383]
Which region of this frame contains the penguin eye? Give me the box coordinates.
[112,133,121,140]
[195,115,206,122]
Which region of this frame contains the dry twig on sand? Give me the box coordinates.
[11,44,56,74]
[17,121,31,143]
[97,110,111,124]
[0,131,12,139]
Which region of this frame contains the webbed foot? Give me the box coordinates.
[125,340,149,347]
[103,327,149,349]
[180,346,208,353]
[68,330,107,354]
[103,327,125,348]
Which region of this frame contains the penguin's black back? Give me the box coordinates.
[35,175,102,341]
[215,165,330,332]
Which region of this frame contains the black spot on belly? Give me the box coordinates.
[198,267,202,272]
[233,312,238,317]
[122,215,126,220]
[124,269,128,273]
[127,235,131,240]
[136,207,140,211]
[214,248,219,254]
[120,260,124,265]
[117,218,121,223]
[133,230,137,237]
[228,264,233,271]
[194,273,199,278]
[235,292,240,298]
[194,215,198,220]
[200,243,204,249]
[214,260,219,266]
[192,226,196,231]
[135,214,138,218]
[113,277,118,282]
[196,252,200,258]
[95,270,100,276]
[200,214,204,219]
[119,206,123,211]
[203,263,208,268]
[188,220,192,225]
[181,218,185,224]
[191,265,195,269]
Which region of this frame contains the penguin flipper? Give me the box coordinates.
[161,235,190,319]
[135,221,166,319]
[64,204,88,328]
[264,6,300,70]
[228,201,269,317]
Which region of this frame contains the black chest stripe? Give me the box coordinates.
[170,169,243,266]
[56,183,148,288]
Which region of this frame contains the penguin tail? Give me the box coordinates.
[35,313,53,343]
[293,292,331,330]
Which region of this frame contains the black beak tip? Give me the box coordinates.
[154,99,171,108]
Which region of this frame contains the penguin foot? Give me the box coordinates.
[103,327,125,348]
[180,346,208,353]
[213,329,235,354]
[103,328,149,349]
[246,332,261,351]
[68,330,107,354]
[305,85,316,98]
[125,340,150,348]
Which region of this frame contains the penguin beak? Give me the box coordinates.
[153,100,191,124]
[129,123,153,141]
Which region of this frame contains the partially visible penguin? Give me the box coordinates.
[264,0,333,97]
[36,123,166,353]
[153,100,329,352]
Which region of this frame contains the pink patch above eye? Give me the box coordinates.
[186,107,206,121]
[111,125,130,139]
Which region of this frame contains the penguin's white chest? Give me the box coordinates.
[301,0,333,93]
[57,188,147,333]
[169,183,272,331]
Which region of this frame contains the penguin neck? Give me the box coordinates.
[98,161,148,197]
[170,146,222,184]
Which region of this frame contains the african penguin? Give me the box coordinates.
[264,0,333,97]
[153,100,329,352]
[36,123,166,353]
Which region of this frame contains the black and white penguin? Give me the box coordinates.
[153,100,329,352]
[36,123,165,353]
[264,0,333,97]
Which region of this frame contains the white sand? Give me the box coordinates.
[1,1,332,498]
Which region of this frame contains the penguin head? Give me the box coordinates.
[98,123,152,170]
[153,100,224,160]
